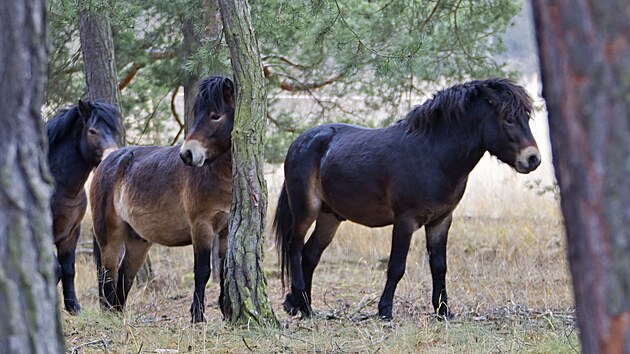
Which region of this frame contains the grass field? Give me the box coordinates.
[61,147,578,353]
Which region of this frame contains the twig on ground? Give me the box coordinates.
[69,339,107,354]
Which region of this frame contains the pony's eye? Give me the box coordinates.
[505,117,516,126]
[88,128,98,135]
[210,114,221,121]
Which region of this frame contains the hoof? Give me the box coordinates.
[379,313,393,321]
[435,304,453,321]
[190,306,206,323]
[191,314,206,323]
[283,292,311,317]
[64,299,81,315]
[378,302,393,321]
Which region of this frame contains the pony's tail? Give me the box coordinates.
[273,183,293,289]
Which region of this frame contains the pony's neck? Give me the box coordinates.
[49,139,94,198]
[209,149,233,177]
[424,114,487,178]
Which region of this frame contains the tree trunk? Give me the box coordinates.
[532,2,630,353]
[0,0,65,353]
[217,0,278,326]
[78,2,120,105]
[182,15,202,133]
[182,0,222,133]
[78,0,126,144]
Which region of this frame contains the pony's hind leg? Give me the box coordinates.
[378,219,417,320]
[56,227,81,314]
[94,223,126,312]
[302,211,341,307]
[115,229,152,310]
[282,192,320,317]
[424,213,453,319]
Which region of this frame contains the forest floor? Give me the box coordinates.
[61,161,578,353]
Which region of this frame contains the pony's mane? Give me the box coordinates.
[402,78,533,134]
[194,76,235,117]
[47,101,121,146]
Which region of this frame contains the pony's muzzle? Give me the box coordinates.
[94,144,118,165]
[515,146,541,173]
[180,149,194,166]
[180,139,207,167]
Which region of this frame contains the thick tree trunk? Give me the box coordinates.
[532,2,630,353]
[217,0,278,326]
[0,0,65,353]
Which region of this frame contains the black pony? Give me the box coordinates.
[47,100,122,314]
[274,78,541,320]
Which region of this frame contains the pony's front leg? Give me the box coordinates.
[425,214,453,319]
[190,222,214,323]
[378,219,417,320]
[57,227,81,314]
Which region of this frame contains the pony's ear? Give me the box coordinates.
[223,78,235,104]
[479,84,500,106]
[78,99,92,119]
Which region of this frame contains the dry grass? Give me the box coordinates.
[63,156,578,353]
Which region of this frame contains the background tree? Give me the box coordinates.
[78,0,122,107]
[532,1,630,352]
[0,0,65,352]
[217,0,277,326]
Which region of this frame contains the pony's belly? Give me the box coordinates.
[128,214,192,247]
[114,190,192,246]
[323,197,394,228]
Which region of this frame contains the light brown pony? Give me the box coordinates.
[90,76,235,323]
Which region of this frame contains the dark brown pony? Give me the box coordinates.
[90,76,235,323]
[47,100,122,314]
[274,78,541,320]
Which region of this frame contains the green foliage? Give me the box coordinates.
[46,0,525,160]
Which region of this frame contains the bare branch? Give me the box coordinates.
[170,86,184,146]
[118,63,144,91]
[117,49,177,91]
[266,113,295,133]
[264,66,343,92]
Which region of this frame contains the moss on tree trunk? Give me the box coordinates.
[218,0,278,326]
[0,0,65,352]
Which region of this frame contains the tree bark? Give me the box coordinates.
[0,0,65,352]
[182,14,202,133]
[217,0,278,326]
[182,0,222,133]
[78,2,120,105]
[532,2,630,353]
[78,0,126,144]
